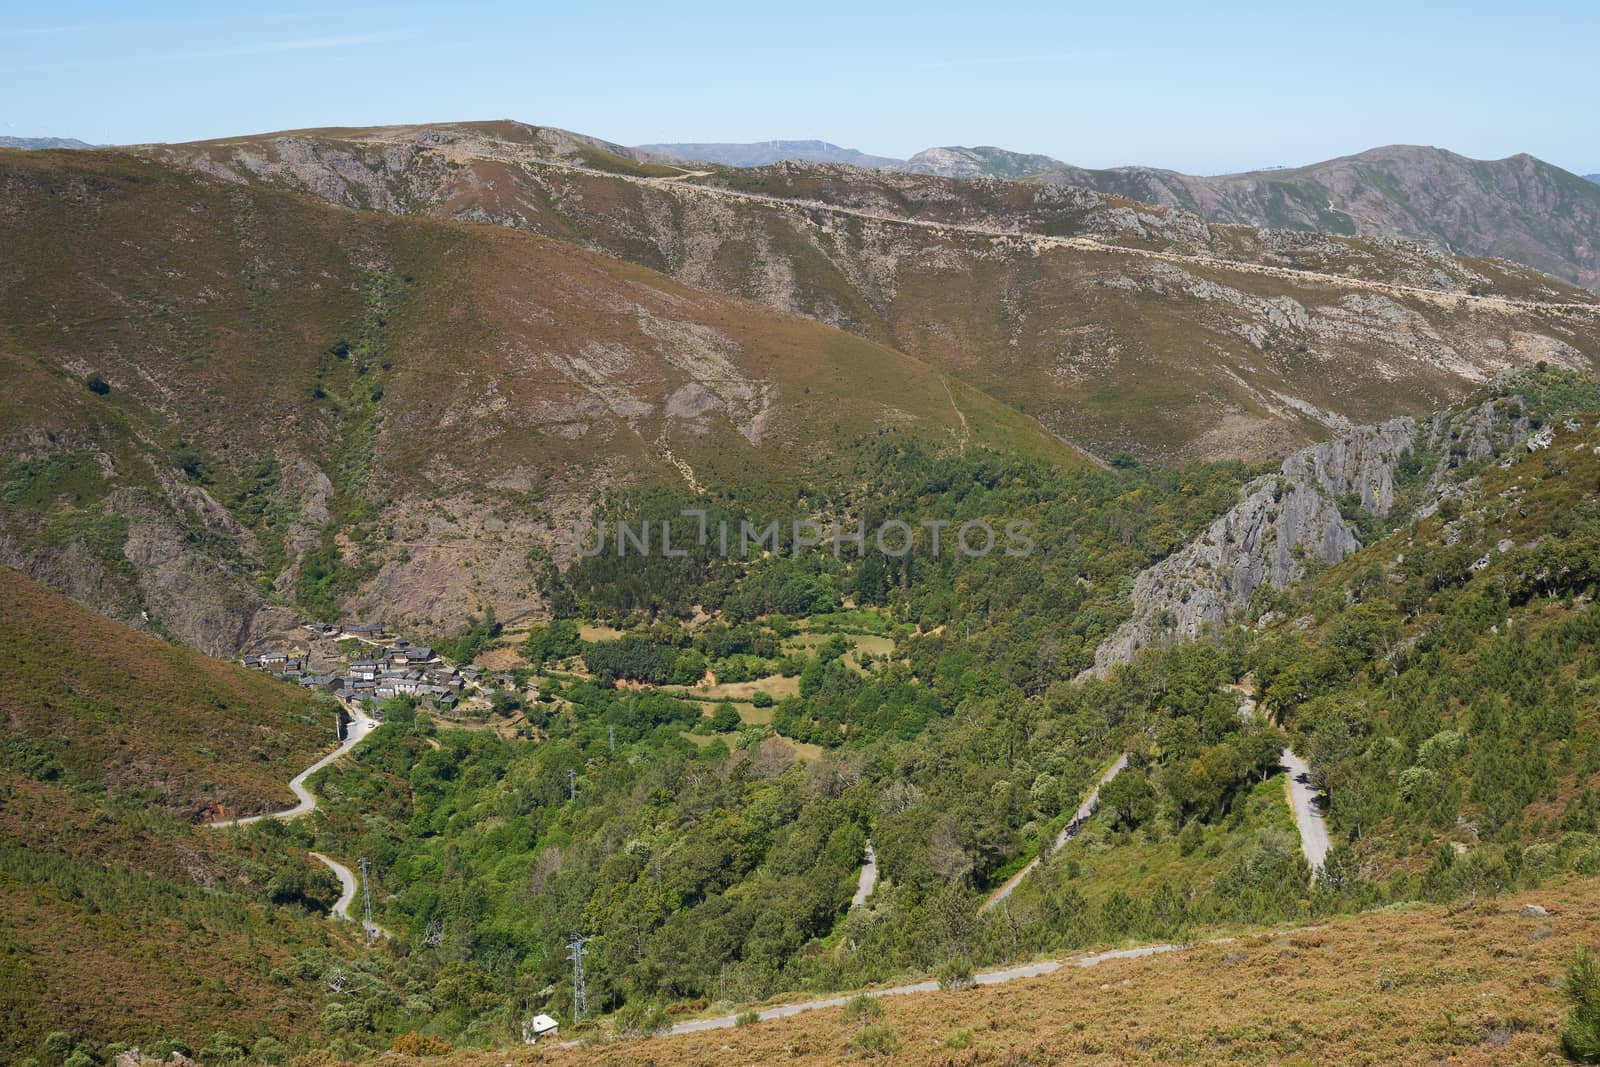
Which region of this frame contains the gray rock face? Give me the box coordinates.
[1085,396,1529,676]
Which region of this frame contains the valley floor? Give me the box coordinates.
[428,877,1598,1066]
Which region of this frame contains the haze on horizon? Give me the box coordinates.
[3,0,1598,176]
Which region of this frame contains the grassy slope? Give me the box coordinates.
[419,877,1600,1065]
[0,564,348,1059]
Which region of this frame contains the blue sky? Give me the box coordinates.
[4,1,1597,175]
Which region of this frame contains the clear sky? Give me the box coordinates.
[4,0,1597,176]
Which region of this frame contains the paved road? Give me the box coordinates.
[206,706,387,934]
[1232,685,1330,877]
[664,941,1196,1036]
[312,850,358,919]
[981,753,1129,911]
[208,708,379,826]
[1280,748,1331,873]
[851,842,878,908]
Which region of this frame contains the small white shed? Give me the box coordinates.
[523,1013,560,1043]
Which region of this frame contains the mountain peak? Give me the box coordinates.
[898,144,1065,179]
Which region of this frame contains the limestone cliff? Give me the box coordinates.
[1085,392,1534,675]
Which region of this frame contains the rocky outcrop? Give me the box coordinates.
[1085,390,1536,675]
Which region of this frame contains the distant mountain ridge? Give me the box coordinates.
[632,140,1600,289]
[904,143,1600,291]
[0,135,94,150]
[634,139,902,169]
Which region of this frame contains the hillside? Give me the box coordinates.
[464,878,1596,1065]
[0,564,329,829]
[1248,383,1600,880]
[131,122,1600,469]
[1032,145,1600,292]
[634,139,901,169]
[0,564,351,1062]
[0,146,1069,643]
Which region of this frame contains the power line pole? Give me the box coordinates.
[567,935,588,1022]
[358,857,375,944]
[567,768,576,802]
[608,724,615,753]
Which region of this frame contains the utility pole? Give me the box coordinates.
[608,724,615,753]
[358,857,375,944]
[567,768,576,802]
[567,935,588,1022]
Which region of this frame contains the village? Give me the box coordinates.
[240,621,514,729]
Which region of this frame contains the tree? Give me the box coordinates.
[84,372,109,395]
[1563,947,1600,1062]
[710,702,742,732]
[1099,770,1157,829]
[199,1031,247,1063]
[523,618,581,667]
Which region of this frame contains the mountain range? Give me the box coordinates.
[4,119,1598,644]
[0,135,94,150]
[642,139,1600,291]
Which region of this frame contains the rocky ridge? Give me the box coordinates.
[1086,386,1541,675]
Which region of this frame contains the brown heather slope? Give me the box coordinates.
[0,564,349,1059]
[0,147,1072,642]
[0,562,329,852]
[428,878,1600,1066]
[135,121,1600,464]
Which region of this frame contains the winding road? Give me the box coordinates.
[663,939,1207,1037]
[208,708,378,827]
[1233,684,1330,876]
[1280,748,1331,873]
[981,753,1130,911]
[207,705,387,936]
[980,675,1334,910]
[311,850,359,920]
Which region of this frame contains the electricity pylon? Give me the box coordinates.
[358,856,375,943]
[567,934,588,1021]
